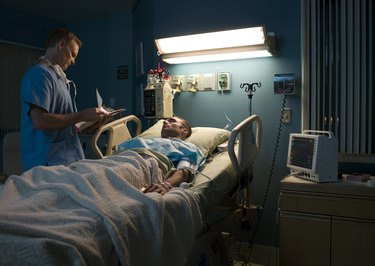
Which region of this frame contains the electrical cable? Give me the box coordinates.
[177,166,212,186]
[223,113,233,130]
[233,94,287,264]
[272,193,282,266]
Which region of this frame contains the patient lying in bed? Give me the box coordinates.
[117,116,206,195]
[0,116,234,265]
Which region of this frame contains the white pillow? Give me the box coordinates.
[137,120,230,156]
[186,127,230,156]
[137,120,163,139]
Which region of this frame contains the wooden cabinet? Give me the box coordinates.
[279,176,375,266]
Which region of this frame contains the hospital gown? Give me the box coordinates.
[118,137,206,171]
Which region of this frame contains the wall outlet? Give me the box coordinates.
[282,108,292,123]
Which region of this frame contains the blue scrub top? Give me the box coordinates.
[20,63,84,171]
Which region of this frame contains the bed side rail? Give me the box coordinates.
[227,115,262,174]
[91,115,142,158]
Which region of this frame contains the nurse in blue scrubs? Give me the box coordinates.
[20,28,109,171]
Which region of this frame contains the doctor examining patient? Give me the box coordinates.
[20,28,205,195]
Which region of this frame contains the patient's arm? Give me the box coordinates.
[143,169,192,195]
[165,169,193,186]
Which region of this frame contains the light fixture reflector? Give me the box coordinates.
[155,26,274,64]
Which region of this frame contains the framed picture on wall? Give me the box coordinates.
[135,42,144,77]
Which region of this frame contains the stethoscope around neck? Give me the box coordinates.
[38,56,78,112]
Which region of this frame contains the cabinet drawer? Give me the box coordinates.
[279,211,330,266]
[280,190,375,220]
[331,217,375,266]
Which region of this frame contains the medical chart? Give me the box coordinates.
[76,88,126,131]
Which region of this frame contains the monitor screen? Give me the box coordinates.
[289,136,315,170]
[287,131,338,182]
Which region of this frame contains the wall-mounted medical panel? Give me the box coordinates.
[170,75,186,92]
[185,73,217,92]
[198,73,216,91]
[218,72,231,91]
[186,75,199,92]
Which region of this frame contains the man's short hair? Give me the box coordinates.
[178,117,192,139]
[46,28,82,49]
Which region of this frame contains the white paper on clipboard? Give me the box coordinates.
[76,88,126,131]
[96,88,103,107]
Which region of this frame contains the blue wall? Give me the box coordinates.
[67,11,134,114]
[1,0,301,246]
[0,5,134,116]
[0,5,64,47]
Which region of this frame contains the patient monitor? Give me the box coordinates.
[144,81,173,118]
[287,130,338,182]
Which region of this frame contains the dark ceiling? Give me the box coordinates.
[0,0,139,23]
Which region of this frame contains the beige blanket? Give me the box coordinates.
[0,150,203,266]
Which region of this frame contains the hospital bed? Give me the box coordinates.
[91,115,262,217]
[0,114,262,265]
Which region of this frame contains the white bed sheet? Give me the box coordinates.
[0,150,202,266]
[189,148,237,218]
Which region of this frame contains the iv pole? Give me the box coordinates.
[239,82,261,209]
[240,82,261,116]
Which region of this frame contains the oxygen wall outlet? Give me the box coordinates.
[218,72,231,91]
[170,75,186,92]
[186,75,199,92]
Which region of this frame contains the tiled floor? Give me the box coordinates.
[233,262,265,266]
[225,239,278,266]
[227,247,266,265]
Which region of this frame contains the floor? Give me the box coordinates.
[224,236,279,266]
[233,262,265,266]
[204,204,279,266]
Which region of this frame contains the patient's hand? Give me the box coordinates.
[143,182,172,195]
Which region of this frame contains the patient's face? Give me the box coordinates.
[161,117,188,140]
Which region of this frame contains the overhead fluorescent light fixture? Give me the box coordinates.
[155,26,275,64]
